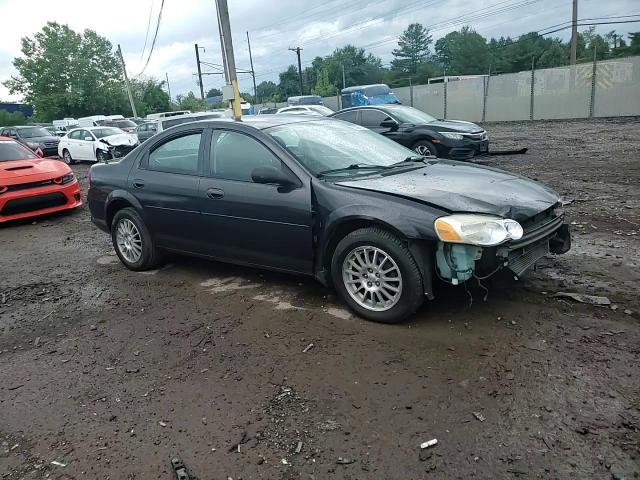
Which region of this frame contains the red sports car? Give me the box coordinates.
[0,136,82,223]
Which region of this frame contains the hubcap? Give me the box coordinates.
[415,144,433,156]
[64,151,71,163]
[342,246,403,312]
[116,218,142,263]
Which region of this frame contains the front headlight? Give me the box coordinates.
[439,132,464,140]
[61,173,75,184]
[434,214,523,247]
[26,141,39,149]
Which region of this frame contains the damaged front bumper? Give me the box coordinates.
[435,217,571,284]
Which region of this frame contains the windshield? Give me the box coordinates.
[267,120,419,177]
[0,140,37,161]
[17,127,50,138]
[389,106,437,124]
[92,127,123,138]
[307,105,333,116]
[113,120,137,128]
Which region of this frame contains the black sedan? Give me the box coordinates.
[0,125,60,157]
[330,105,489,160]
[87,116,570,323]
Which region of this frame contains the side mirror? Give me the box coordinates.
[84,136,93,141]
[251,165,298,187]
[380,119,398,129]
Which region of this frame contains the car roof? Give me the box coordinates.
[332,104,403,113]
[218,114,327,130]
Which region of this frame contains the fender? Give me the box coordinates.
[104,189,145,227]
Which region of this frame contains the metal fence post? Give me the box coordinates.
[589,47,597,118]
[443,80,448,119]
[409,77,414,107]
[482,64,491,123]
[530,56,535,121]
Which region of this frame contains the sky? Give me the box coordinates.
[0,0,638,103]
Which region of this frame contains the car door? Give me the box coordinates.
[63,130,82,159]
[360,109,406,146]
[198,128,313,273]
[76,129,96,160]
[131,129,204,252]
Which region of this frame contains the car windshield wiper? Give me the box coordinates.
[387,155,430,168]
[317,163,390,178]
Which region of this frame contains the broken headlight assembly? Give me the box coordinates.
[434,214,523,247]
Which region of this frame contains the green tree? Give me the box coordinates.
[435,26,490,74]
[4,22,129,121]
[256,81,278,102]
[314,67,334,96]
[278,65,302,98]
[132,78,171,117]
[175,91,207,112]
[579,27,610,61]
[206,87,222,98]
[391,23,432,74]
[0,110,28,127]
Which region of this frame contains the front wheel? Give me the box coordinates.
[331,227,424,323]
[413,140,438,157]
[62,149,75,165]
[111,207,162,271]
[96,149,110,163]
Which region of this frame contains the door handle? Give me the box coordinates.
[132,180,145,189]
[206,188,224,199]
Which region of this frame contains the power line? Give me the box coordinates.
[137,0,165,76]
[140,0,155,60]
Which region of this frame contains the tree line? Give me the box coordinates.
[3,21,640,121]
[256,24,640,103]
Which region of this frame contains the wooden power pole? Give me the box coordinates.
[570,0,578,65]
[117,44,138,118]
[215,0,242,120]
[289,47,304,95]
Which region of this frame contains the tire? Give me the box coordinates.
[331,227,424,323]
[413,140,438,157]
[96,149,109,163]
[62,149,75,165]
[111,207,162,271]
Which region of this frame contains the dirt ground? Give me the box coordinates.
[1,118,639,480]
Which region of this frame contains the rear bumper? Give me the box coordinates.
[0,180,82,223]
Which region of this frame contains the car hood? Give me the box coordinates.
[98,133,139,146]
[0,159,70,181]
[335,160,560,222]
[419,120,484,133]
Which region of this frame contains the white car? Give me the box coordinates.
[58,127,139,164]
[276,105,334,116]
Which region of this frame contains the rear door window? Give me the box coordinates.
[148,132,202,175]
[361,110,390,127]
[333,110,359,124]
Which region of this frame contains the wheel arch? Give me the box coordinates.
[105,190,144,229]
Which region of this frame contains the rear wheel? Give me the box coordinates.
[331,227,424,323]
[62,149,75,165]
[111,208,162,271]
[413,140,438,157]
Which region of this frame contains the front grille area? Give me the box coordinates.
[43,141,59,148]
[6,179,56,192]
[112,145,136,158]
[1,192,67,216]
[508,239,549,276]
[461,131,487,141]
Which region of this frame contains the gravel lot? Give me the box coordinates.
[1,118,639,479]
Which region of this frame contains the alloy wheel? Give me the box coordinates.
[116,218,143,264]
[63,150,71,164]
[415,144,433,156]
[342,245,403,312]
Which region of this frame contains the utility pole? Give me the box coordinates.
[216,4,229,83]
[216,0,242,120]
[117,44,138,118]
[165,72,172,103]
[570,0,578,65]
[289,47,304,95]
[246,31,258,104]
[342,64,346,89]
[195,44,205,100]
